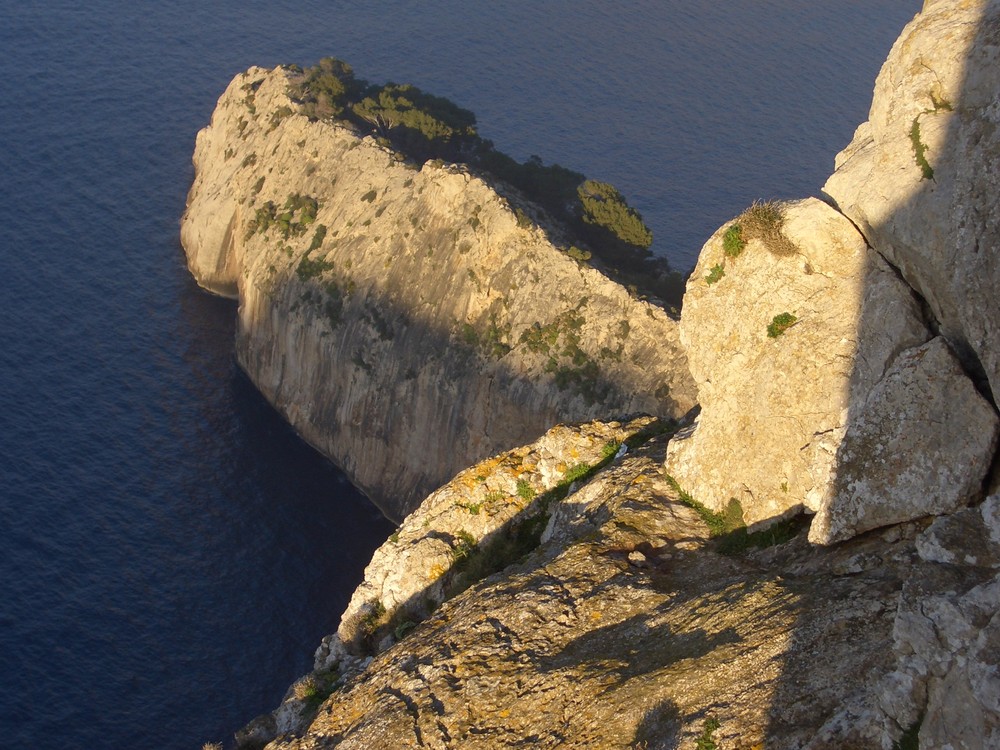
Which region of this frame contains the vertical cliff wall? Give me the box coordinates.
[181,67,696,520]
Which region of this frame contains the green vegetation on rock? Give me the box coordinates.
[705,263,725,285]
[909,117,934,181]
[577,179,653,249]
[723,224,745,258]
[767,312,798,338]
[664,475,804,554]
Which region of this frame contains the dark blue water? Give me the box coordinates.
[0,2,916,747]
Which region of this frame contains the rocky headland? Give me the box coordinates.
[184,0,1000,747]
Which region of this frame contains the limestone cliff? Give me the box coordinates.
[181,68,695,520]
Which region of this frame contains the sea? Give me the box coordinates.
[0,2,917,747]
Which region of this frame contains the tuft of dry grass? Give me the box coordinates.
[734,200,797,256]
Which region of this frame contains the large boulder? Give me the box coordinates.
[811,336,999,544]
[824,0,1000,403]
[664,198,938,529]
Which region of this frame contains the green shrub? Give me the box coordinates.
[307,224,327,252]
[767,312,798,338]
[705,264,725,284]
[722,224,745,258]
[268,105,293,131]
[577,179,653,249]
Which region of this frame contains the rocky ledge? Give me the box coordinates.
[236,420,1000,749]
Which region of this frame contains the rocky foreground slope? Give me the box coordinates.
[190,0,1000,747]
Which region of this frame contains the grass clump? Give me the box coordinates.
[695,717,721,750]
[450,530,478,563]
[767,312,798,338]
[564,462,593,484]
[516,479,536,503]
[296,671,339,715]
[705,263,725,285]
[360,599,386,640]
[732,200,797,256]
[665,475,806,554]
[601,440,622,460]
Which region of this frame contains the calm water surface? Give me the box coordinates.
[0,2,916,747]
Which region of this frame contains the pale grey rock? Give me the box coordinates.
[252,429,927,750]
[824,0,1000,404]
[917,494,1000,568]
[664,197,930,528]
[810,337,999,544]
[884,569,1000,750]
[181,67,695,520]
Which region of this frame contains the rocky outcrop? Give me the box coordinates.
[190,2,1000,748]
[233,421,1000,750]
[181,67,695,520]
[662,198,934,528]
[665,0,1000,543]
[824,0,1000,404]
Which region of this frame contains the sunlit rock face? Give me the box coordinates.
[181,67,695,520]
[824,0,1000,405]
[663,197,949,533]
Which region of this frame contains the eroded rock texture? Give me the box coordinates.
[665,0,1000,543]
[824,0,1000,405]
[237,424,1000,750]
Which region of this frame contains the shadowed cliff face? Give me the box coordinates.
[181,69,695,520]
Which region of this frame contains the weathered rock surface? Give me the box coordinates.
[666,0,1000,544]
[663,197,933,529]
[824,0,1000,403]
[812,337,999,544]
[234,421,1000,750]
[181,67,695,520]
[879,499,1000,749]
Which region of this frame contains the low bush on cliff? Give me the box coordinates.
[735,200,796,256]
[766,312,798,338]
